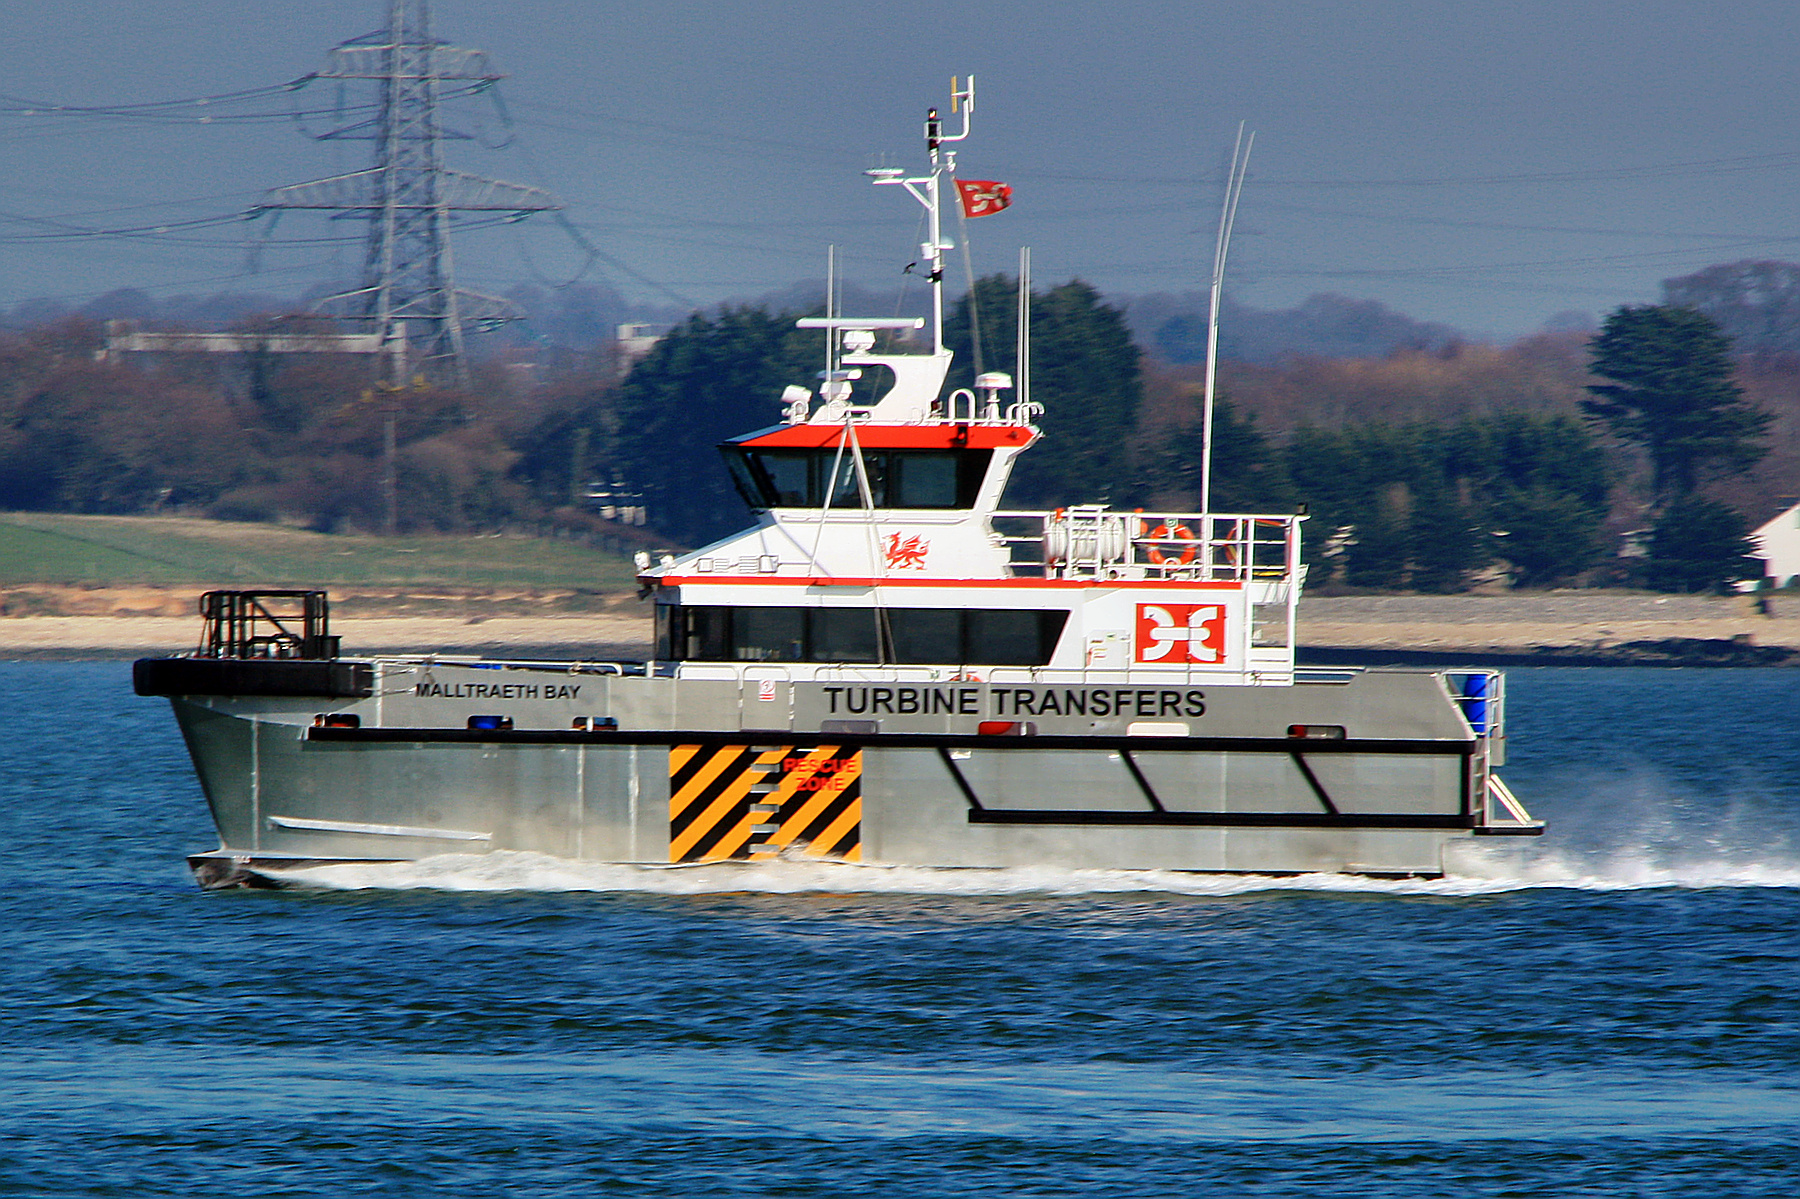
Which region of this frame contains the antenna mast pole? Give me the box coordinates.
[869,75,974,357]
[1199,123,1252,515]
[1017,245,1031,413]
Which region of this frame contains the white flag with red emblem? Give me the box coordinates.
[954,179,1013,218]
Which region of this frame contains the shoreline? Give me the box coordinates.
[5,593,1798,666]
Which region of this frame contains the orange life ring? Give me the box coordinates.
[1145,521,1198,566]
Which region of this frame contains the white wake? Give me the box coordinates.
[260,758,1800,896]
[260,843,1800,896]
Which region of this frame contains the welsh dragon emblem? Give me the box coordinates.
[883,531,929,570]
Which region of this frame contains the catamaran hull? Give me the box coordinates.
[146,659,1537,887]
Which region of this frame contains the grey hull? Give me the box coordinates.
[151,659,1538,886]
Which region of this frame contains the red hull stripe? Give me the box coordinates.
[651,575,1244,591]
[728,424,1033,450]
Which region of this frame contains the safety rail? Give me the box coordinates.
[198,590,338,660]
[932,391,1047,425]
[1443,670,1504,741]
[1441,670,1541,832]
[783,403,1045,428]
[375,656,676,677]
[991,508,1302,583]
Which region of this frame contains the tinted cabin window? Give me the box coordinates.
[724,452,764,511]
[759,452,814,507]
[659,605,1066,666]
[733,607,805,661]
[655,604,673,659]
[826,453,865,508]
[886,607,960,664]
[813,608,880,663]
[900,454,960,507]
[684,606,732,661]
[724,448,990,510]
[966,609,1063,667]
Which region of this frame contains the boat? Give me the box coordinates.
[135,81,1542,889]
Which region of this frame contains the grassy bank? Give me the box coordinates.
[0,513,639,591]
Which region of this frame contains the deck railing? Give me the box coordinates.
[992,508,1302,583]
[197,590,339,660]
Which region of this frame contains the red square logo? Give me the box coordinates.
[1134,603,1226,664]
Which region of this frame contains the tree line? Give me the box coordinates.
[0,268,1788,593]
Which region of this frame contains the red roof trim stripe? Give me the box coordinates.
[649,575,1245,591]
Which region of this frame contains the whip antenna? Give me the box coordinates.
[1199,122,1253,515]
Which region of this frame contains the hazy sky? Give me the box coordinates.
[5,0,1800,338]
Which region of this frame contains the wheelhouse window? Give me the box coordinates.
[724,448,990,511]
[657,604,1066,666]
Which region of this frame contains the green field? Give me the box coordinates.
[0,513,640,590]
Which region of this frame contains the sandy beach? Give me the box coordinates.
[5,589,1798,661]
[1293,592,1800,658]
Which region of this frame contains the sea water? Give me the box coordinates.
[1,661,1797,1196]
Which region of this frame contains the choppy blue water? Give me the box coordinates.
[2,662,1798,1196]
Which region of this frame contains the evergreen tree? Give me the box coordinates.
[946,276,1142,506]
[1643,497,1763,593]
[604,307,817,547]
[1410,422,1494,591]
[1342,480,1414,589]
[1133,395,1294,514]
[1407,479,1488,593]
[1490,487,1603,588]
[1584,304,1770,503]
[1482,412,1611,512]
[1283,414,1608,591]
[1480,412,1611,587]
[1284,424,1372,581]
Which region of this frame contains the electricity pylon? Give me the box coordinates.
[257,0,558,386]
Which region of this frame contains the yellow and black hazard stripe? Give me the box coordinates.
[668,743,862,863]
[757,746,862,861]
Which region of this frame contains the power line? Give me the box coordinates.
[1029,149,1800,190]
[254,0,559,385]
[0,210,250,242]
[0,79,317,116]
[1253,198,1800,243]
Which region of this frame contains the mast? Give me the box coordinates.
[1017,246,1032,416]
[867,75,975,357]
[825,244,837,384]
[1199,123,1253,515]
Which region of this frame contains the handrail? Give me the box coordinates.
[943,388,978,423]
[990,509,1302,583]
[197,590,338,660]
[1443,670,1504,741]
